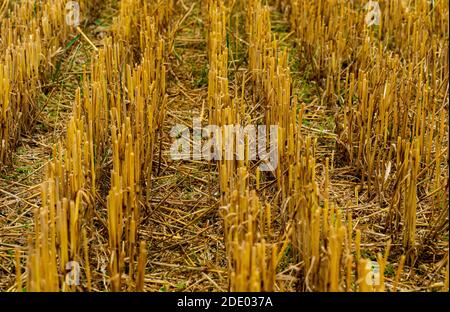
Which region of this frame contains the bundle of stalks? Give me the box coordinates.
[221,167,289,291]
[27,93,95,291]
[25,0,173,292]
[287,150,396,291]
[112,0,173,62]
[207,0,230,123]
[0,0,100,168]
[282,0,448,272]
[94,36,167,289]
[206,0,239,205]
[207,0,279,291]
[245,0,408,292]
[282,0,361,104]
[247,0,271,98]
[249,0,295,193]
[107,115,141,291]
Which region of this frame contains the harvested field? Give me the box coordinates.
[0,0,448,292]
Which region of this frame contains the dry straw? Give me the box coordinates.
[5,0,447,293]
[25,0,173,291]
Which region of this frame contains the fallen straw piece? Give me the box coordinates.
[76,26,98,52]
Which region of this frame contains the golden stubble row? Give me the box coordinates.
[0,0,102,167]
[25,0,173,291]
[283,0,448,268]
[206,0,393,291]
[243,0,408,291]
[207,0,284,291]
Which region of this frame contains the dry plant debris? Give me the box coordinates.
[0,0,448,292]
